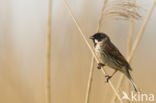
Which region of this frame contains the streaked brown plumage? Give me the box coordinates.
[90,32,138,92]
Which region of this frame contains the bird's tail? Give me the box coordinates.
[125,69,139,92]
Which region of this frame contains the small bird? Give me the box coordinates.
[90,32,139,92]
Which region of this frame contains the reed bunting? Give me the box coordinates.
[90,32,138,92]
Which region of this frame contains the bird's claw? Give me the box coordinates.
[105,75,112,83]
[97,63,105,69]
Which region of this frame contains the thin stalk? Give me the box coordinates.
[127,18,134,56]
[63,0,123,103]
[84,58,95,103]
[111,0,156,102]
[45,0,52,103]
[96,0,109,32]
[85,0,109,103]
[127,1,136,103]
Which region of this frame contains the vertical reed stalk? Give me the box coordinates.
[63,0,123,103]
[127,18,134,56]
[127,1,135,102]
[127,16,134,103]
[85,1,109,103]
[96,0,109,32]
[84,58,95,103]
[111,0,156,102]
[45,0,52,103]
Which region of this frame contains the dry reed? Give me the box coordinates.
[127,1,136,103]
[63,0,123,102]
[96,0,109,32]
[111,0,156,102]
[127,16,135,56]
[45,0,52,103]
[85,1,109,103]
[102,1,141,21]
[84,57,95,103]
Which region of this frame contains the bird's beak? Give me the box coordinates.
[89,36,94,39]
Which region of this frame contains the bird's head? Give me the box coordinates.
[90,32,109,46]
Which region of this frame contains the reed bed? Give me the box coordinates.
[62,0,156,103]
[0,0,155,103]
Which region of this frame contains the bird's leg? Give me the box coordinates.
[97,63,105,69]
[105,70,117,83]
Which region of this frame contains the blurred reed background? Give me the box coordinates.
[0,0,156,103]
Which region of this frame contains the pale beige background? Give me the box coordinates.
[0,0,156,103]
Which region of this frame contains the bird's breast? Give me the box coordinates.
[95,44,107,64]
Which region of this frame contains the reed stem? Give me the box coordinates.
[45,0,52,103]
[85,0,109,103]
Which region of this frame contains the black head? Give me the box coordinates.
[90,32,109,46]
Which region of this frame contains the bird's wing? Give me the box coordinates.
[103,41,132,70]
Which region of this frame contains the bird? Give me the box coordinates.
[90,32,139,92]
